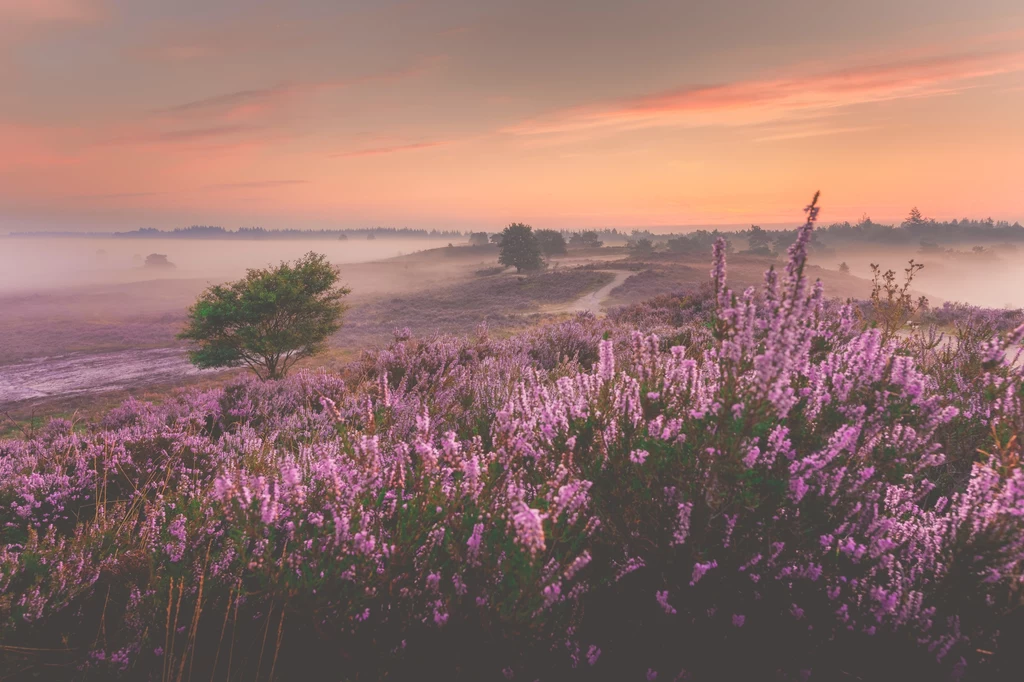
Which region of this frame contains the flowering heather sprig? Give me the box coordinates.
[511,502,547,557]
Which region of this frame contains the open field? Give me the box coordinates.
[4,238,1013,425]
[0,245,624,419]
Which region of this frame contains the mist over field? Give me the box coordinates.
[809,246,1024,309]
[0,237,445,292]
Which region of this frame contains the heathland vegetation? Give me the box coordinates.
[2,197,1023,680]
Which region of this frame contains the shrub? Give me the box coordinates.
[178,252,349,379]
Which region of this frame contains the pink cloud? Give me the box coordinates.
[753,125,879,143]
[153,55,445,124]
[204,180,309,190]
[0,124,81,169]
[151,45,217,62]
[503,49,1024,136]
[333,141,450,157]
[0,0,98,23]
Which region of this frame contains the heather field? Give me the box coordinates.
[3,207,1024,681]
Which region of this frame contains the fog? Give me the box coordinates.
[0,237,449,293]
[3,233,1022,411]
[0,236,497,373]
[809,246,1024,309]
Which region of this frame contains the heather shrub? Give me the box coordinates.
[1,198,1023,681]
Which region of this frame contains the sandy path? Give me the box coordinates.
[543,270,633,315]
[0,348,213,406]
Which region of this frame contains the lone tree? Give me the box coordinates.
[178,252,349,380]
[535,229,568,256]
[468,232,490,246]
[498,222,543,272]
[144,253,174,268]
[905,206,927,226]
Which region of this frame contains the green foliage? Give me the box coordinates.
[569,230,603,248]
[747,225,772,251]
[177,252,349,379]
[498,223,543,273]
[534,229,567,256]
[627,237,655,255]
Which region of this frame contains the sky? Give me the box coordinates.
[1,0,1023,232]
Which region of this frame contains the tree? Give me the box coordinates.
[570,230,603,248]
[747,225,772,251]
[468,232,490,246]
[905,207,926,226]
[627,237,654,255]
[535,229,568,256]
[838,261,850,274]
[489,233,504,245]
[498,223,543,273]
[178,252,349,380]
[144,253,174,268]
[666,235,699,254]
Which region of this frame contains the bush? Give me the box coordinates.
[178,252,349,379]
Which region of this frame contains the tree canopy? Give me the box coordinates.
[627,237,655,255]
[569,230,603,248]
[534,229,568,256]
[178,252,349,380]
[747,225,772,250]
[498,223,543,273]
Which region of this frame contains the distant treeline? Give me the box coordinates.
[626,209,1024,257]
[8,210,1022,248]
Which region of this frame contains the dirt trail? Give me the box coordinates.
[543,270,633,315]
[0,348,213,406]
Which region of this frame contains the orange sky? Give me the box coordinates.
[1,0,1022,232]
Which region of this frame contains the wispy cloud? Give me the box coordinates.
[205,180,309,190]
[100,124,267,150]
[0,124,81,169]
[154,124,254,142]
[154,56,445,121]
[333,141,450,157]
[75,191,163,200]
[503,49,1024,137]
[754,124,879,143]
[0,0,99,24]
[157,84,321,117]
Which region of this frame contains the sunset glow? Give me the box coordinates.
[1,0,1022,231]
